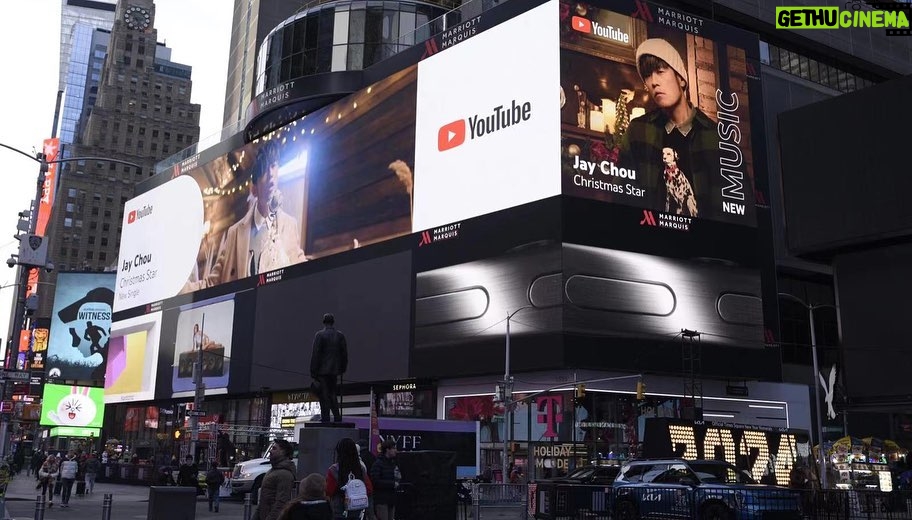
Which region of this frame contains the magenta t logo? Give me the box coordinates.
[536,395,564,438]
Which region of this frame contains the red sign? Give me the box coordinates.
[36,138,58,236]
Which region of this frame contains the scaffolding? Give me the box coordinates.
[177,423,293,464]
[681,329,703,420]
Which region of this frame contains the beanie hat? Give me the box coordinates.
[300,473,326,500]
[635,38,687,83]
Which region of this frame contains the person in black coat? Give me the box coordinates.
[369,440,401,520]
[278,473,333,520]
[310,313,348,423]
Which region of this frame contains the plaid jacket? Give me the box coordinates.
[618,108,723,215]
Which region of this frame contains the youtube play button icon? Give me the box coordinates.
[571,16,591,33]
[437,119,466,151]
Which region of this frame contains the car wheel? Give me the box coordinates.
[250,476,263,505]
[616,500,639,520]
[702,503,731,520]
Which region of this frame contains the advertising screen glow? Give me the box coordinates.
[40,383,105,428]
[560,0,759,226]
[47,272,115,381]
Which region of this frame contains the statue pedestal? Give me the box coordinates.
[296,424,358,478]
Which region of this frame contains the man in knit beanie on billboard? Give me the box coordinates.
[619,38,720,216]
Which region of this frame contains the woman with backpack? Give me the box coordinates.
[325,438,373,520]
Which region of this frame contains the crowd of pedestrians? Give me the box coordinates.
[31,449,102,508]
[248,437,402,520]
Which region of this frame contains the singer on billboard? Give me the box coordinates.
[619,38,718,217]
[185,141,307,290]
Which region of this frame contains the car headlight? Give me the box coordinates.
[239,472,253,480]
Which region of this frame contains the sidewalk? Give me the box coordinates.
[2,473,251,519]
[4,473,151,503]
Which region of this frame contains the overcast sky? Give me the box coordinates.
[0,0,233,354]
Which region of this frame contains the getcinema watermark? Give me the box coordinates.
[776,6,909,32]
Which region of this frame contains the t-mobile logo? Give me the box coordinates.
[437,100,532,152]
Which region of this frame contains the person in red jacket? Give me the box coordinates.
[325,438,372,520]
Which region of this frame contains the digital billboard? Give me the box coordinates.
[252,249,412,390]
[40,383,105,428]
[105,311,162,403]
[46,272,115,381]
[116,65,418,312]
[559,0,759,226]
[116,1,566,313]
[412,0,561,231]
[171,295,235,397]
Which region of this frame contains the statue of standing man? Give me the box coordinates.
[310,313,348,422]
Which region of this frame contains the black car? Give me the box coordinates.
[546,465,621,485]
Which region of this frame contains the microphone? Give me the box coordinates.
[267,189,282,215]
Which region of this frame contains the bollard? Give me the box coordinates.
[33,494,45,520]
[243,492,253,520]
[101,493,113,520]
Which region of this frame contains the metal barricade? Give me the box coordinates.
[473,483,528,519]
[33,495,45,520]
[101,493,113,520]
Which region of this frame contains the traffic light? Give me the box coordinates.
[636,380,646,400]
[575,384,586,399]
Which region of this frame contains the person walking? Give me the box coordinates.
[277,473,333,520]
[253,440,297,520]
[206,458,226,512]
[84,452,100,494]
[310,313,348,423]
[59,451,78,507]
[37,454,59,508]
[177,454,201,495]
[369,440,401,520]
[31,451,46,479]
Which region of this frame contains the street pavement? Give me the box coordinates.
[1,473,251,520]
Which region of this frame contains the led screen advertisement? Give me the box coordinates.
[40,383,105,428]
[105,311,162,403]
[116,66,418,312]
[116,0,564,313]
[559,0,760,227]
[46,272,115,381]
[170,295,235,397]
[412,0,561,231]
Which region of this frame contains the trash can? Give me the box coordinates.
[148,486,197,520]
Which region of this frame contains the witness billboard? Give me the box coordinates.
[46,272,115,381]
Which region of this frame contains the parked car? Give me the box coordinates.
[613,458,801,520]
[544,464,621,485]
[230,441,298,504]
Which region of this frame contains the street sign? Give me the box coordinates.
[0,370,29,382]
[188,410,207,416]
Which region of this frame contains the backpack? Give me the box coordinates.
[341,470,370,513]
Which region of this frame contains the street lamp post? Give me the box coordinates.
[778,292,835,489]
[502,306,533,483]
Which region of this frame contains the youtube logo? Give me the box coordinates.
[571,16,591,33]
[128,210,137,224]
[438,119,466,151]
